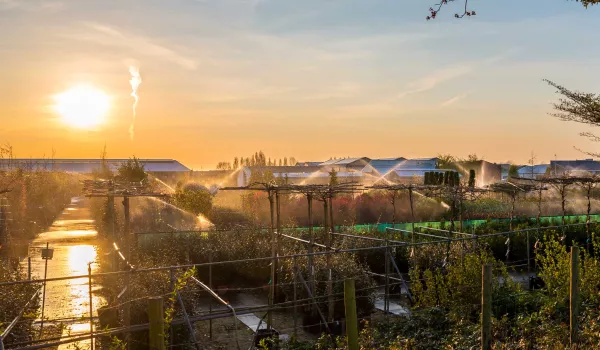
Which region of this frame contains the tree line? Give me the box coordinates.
[215,151,297,170]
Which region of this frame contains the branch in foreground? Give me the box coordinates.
[427,0,475,20]
[545,79,600,126]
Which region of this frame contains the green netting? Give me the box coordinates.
[347,214,600,233]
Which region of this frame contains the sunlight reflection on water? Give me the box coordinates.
[29,198,105,350]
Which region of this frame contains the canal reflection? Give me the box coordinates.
[30,197,105,349]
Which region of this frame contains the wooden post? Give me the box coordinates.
[526,231,531,274]
[88,263,94,350]
[209,250,213,340]
[344,279,359,350]
[268,191,276,330]
[408,188,415,244]
[384,240,390,314]
[481,264,492,350]
[570,246,580,346]
[27,257,31,280]
[123,197,130,235]
[148,297,165,350]
[324,199,334,323]
[391,190,397,226]
[329,195,334,234]
[275,191,281,303]
[307,194,314,296]
[108,195,115,240]
[293,256,298,337]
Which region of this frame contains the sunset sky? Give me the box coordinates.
[1,0,600,169]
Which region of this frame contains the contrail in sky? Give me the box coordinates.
[129,66,142,140]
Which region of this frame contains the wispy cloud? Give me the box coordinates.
[397,49,519,99]
[398,65,472,98]
[440,92,471,107]
[74,22,198,70]
[0,0,62,11]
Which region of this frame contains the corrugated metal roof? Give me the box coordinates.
[551,160,600,171]
[372,157,406,162]
[366,159,408,176]
[245,166,323,173]
[297,161,323,166]
[320,157,371,166]
[518,164,549,175]
[0,158,190,173]
[411,157,439,161]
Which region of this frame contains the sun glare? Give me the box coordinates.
[53,85,110,129]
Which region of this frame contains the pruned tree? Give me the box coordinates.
[508,165,519,179]
[0,144,20,195]
[173,183,213,217]
[437,154,456,169]
[117,156,148,183]
[466,153,481,162]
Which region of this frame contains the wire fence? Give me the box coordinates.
[0,222,593,349]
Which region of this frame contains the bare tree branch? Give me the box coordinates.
[545,79,600,126]
[427,0,475,20]
[573,146,600,158]
[427,0,598,20]
[580,132,600,143]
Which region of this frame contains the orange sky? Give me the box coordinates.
[1,1,599,169]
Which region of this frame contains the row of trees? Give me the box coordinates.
[215,151,298,170]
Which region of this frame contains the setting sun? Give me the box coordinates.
[53,85,110,129]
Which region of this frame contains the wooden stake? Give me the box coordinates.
[148,297,165,350]
[268,191,276,330]
[481,264,492,350]
[570,246,580,346]
[344,279,359,350]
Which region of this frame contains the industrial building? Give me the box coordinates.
[0,158,190,173]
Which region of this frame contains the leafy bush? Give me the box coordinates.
[0,262,41,345]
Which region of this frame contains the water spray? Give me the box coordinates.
[129,66,142,140]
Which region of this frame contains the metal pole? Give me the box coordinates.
[176,291,201,350]
[570,246,580,346]
[88,263,94,350]
[344,279,359,350]
[481,264,492,350]
[296,268,330,333]
[27,257,31,280]
[39,242,49,337]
